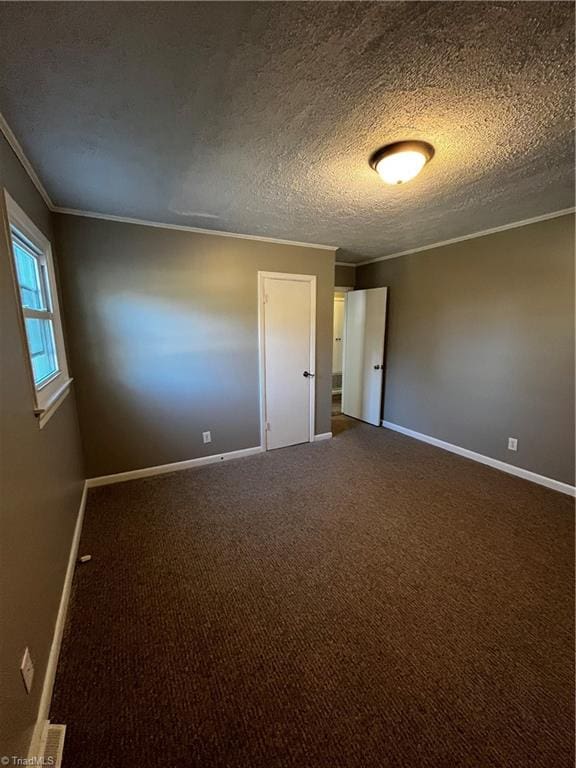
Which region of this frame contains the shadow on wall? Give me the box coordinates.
[100,291,255,400]
[78,290,261,475]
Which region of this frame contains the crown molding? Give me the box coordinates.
[52,206,338,251]
[2,111,572,262]
[356,207,576,266]
[1,112,337,251]
[0,112,54,209]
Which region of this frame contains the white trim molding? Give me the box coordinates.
[382,421,575,497]
[0,113,53,208]
[4,192,72,420]
[357,208,576,266]
[1,112,337,252]
[28,481,88,760]
[37,378,73,429]
[86,446,264,488]
[314,432,333,441]
[2,111,573,262]
[53,207,338,251]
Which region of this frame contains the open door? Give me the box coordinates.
[342,287,388,426]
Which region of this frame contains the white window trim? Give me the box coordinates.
[4,190,72,427]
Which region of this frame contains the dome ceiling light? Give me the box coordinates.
[369,141,435,185]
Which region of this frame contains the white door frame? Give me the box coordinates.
[258,271,317,450]
[342,287,388,426]
[335,286,353,394]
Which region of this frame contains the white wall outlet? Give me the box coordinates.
[202,431,212,444]
[20,647,34,694]
[508,437,518,452]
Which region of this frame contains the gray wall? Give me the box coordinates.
[335,263,355,287]
[55,215,335,478]
[0,135,84,756]
[357,214,575,485]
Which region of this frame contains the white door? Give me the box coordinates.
[342,287,388,426]
[260,273,316,450]
[332,296,345,374]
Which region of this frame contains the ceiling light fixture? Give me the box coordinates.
[369,141,435,185]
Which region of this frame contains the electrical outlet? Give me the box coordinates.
[202,431,212,444]
[20,647,34,694]
[508,437,518,452]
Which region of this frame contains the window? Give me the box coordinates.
[5,192,71,424]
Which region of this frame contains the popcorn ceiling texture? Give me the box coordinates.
[0,1,573,261]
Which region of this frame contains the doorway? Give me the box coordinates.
[332,286,388,433]
[258,272,316,450]
[332,289,349,417]
[342,287,388,426]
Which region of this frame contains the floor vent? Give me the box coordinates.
[41,723,66,767]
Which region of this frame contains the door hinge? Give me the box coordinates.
[263,293,268,304]
[266,422,271,431]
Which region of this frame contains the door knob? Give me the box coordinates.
[303,371,315,378]
[373,364,382,370]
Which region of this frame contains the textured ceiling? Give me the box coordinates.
[0,1,574,262]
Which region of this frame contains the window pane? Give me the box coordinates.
[24,318,59,385]
[11,237,46,310]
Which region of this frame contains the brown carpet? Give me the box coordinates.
[51,420,574,768]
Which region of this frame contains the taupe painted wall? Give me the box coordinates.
[55,215,335,478]
[357,214,575,485]
[335,263,355,287]
[0,135,84,756]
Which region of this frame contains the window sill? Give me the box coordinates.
[34,377,73,429]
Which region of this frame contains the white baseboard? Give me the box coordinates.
[86,445,264,488]
[314,432,333,442]
[382,421,575,496]
[28,481,88,759]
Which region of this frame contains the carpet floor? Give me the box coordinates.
[51,419,574,768]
